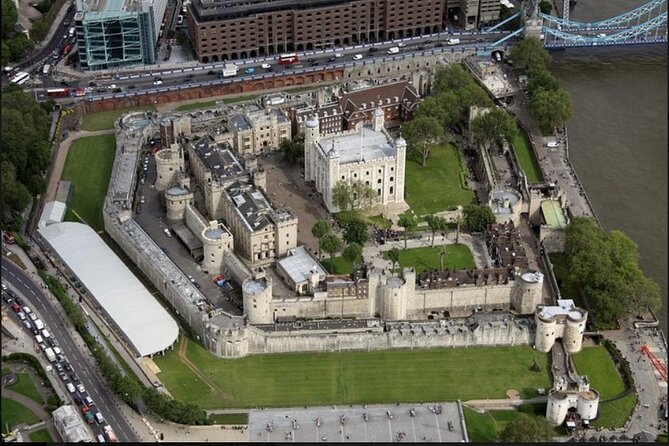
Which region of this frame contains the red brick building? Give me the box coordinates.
[188,0,447,63]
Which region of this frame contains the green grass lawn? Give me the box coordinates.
[28,429,53,442]
[511,125,544,184]
[366,215,392,230]
[321,256,355,274]
[548,253,584,307]
[154,339,551,409]
[463,407,497,442]
[81,105,157,131]
[1,398,40,431]
[570,346,625,399]
[384,244,475,274]
[209,413,249,425]
[590,393,636,429]
[404,144,476,216]
[61,134,116,231]
[656,434,668,442]
[6,373,43,405]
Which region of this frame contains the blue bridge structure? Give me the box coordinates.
[483,0,667,50]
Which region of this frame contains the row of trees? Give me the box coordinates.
[401,64,492,166]
[470,107,518,154]
[312,218,365,268]
[509,37,572,133]
[564,217,661,327]
[1,0,36,65]
[1,87,53,229]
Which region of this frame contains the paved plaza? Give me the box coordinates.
[248,403,468,442]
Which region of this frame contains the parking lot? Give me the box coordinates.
[248,403,468,442]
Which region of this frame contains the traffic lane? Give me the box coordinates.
[1,260,138,442]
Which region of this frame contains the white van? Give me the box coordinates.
[42,64,51,76]
[17,312,26,321]
[546,141,559,148]
[34,319,44,330]
[67,383,76,393]
[35,335,44,344]
[387,46,400,55]
[41,329,51,340]
[96,434,106,443]
[68,26,75,38]
[22,306,31,314]
[95,412,105,424]
[447,38,460,45]
[53,346,62,356]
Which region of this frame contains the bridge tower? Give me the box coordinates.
[522,0,544,39]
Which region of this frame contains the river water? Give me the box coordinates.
[548,0,668,334]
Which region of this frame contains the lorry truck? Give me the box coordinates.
[104,425,119,442]
[218,64,238,78]
[81,405,95,424]
[44,347,56,363]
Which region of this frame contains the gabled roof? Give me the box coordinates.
[340,81,419,119]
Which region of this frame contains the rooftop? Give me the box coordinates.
[226,180,276,232]
[541,200,568,229]
[276,245,328,285]
[38,222,179,357]
[538,299,585,321]
[79,0,158,15]
[317,126,396,164]
[191,136,244,182]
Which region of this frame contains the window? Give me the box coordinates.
[377,188,382,196]
[377,179,382,184]
[390,186,394,194]
[390,176,394,182]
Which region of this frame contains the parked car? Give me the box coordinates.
[352,54,363,60]
[244,67,256,74]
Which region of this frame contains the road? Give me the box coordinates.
[29,30,514,101]
[1,258,138,443]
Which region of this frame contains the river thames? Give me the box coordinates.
[549,0,668,334]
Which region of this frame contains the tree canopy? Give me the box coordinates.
[1,88,52,226]
[401,115,446,167]
[425,214,448,247]
[462,205,495,232]
[342,217,369,245]
[509,37,551,73]
[565,217,661,327]
[1,0,18,38]
[342,242,363,267]
[332,180,376,212]
[397,213,417,249]
[280,133,304,165]
[530,87,572,133]
[470,107,518,152]
[500,414,556,442]
[320,233,343,259]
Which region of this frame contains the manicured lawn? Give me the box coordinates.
[28,429,53,442]
[154,338,552,409]
[548,253,584,308]
[366,215,392,230]
[209,413,249,425]
[590,393,636,429]
[321,256,354,274]
[570,347,625,399]
[1,398,39,431]
[511,125,544,184]
[61,134,117,231]
[81,105,156,131]
[404,144,476,216]
[6,373,43,405]
[463,407,497,442]
[384,244,475,274]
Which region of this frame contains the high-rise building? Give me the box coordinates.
[451,0,500,30]
[187,0,446,63]
[74,0,167,70]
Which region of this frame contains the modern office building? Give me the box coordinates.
[74,0,167,70]
[450,0,501,30]
[187,0,447,63]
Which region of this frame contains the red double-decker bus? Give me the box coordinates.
[46,88,70,98]
[278,53,299,64]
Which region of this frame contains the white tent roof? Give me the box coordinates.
[38,222,179,357]
[38,201,67,228]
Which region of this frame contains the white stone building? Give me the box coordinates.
[303,107,408,213]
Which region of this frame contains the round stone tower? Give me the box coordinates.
[534,309,557,353]
[303,116,319,182]
[242,272,273,325]
[563,309,587,353]
[164,185,193,222]
[201,224,227,275]
[155,146,184,191]
[512,271,544,314]
[546,390,570,425]
[377,269,413,321]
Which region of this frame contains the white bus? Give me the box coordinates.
[10,71,30,85]
[42,64,51,75]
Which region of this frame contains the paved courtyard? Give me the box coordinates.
[248,403,468,442]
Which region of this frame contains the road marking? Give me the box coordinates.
[387,419,393,441]
[434,413,442,442]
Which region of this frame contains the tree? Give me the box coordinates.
[457,82,493,114]
[462,205,495,232]
[320,233,343,259]
[280,133,304,165]
[342,242,363,268]
[1,0,18,38]
[500,414,556,442]
[530,87,572,133]
[311,219,331,258]
[425,214,447,247]
[470,108,518,153]
[509,37,551,73]
[539,0,552,14]
[397,213,417,249]
[401,115,445,167]
[433,64,473,94]
[332,180,375,212]
[387,247,401,274]
[527,66,559,96]
[343,218,369,245]
[434,91,462,128]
